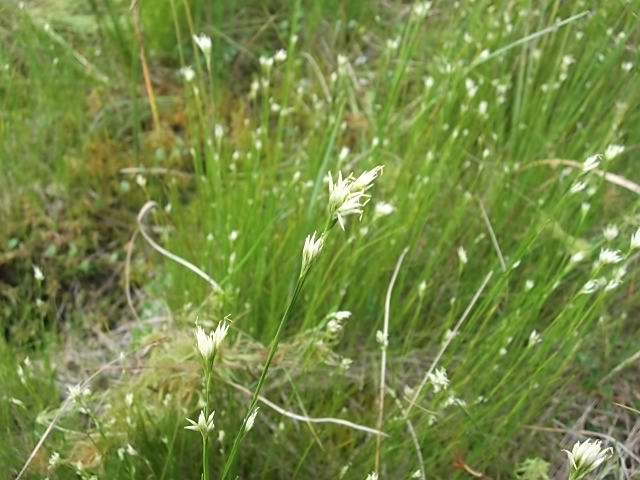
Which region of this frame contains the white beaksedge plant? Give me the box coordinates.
[221,166,384,479]
[187,320,229,480]
[562,439,613,480]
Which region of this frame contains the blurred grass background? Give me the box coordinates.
[1,0,639,479]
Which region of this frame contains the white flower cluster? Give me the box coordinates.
[195,321,229,362]
[328,166,384,230]
[563,439,613,480]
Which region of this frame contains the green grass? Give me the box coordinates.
[1,1,640,479]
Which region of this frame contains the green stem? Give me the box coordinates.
[220,270,310,479]
[202,364,212,480]
[202,436,207,480]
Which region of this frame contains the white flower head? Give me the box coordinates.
[441,328,458,345]
[180,66,195,82]
[259,56,274,71]
[424,75,434,89]
[9,397,24,407]
[336,194,368,229]
[326,319,342,334]
[48,451,60,470]
[351,166,384,192]
[528,330,542,347]
[374,201,395,218]
[427,367,449,393]
[412,2,432,19]
[338,146,350,162]
[340,357,353,370]
[245,407,259,433]
[376,330,388,348]
[570,251,586,263]
[301,232,324,275]
[331,311,351,321]
[326,311,350,334]
[366,472,379,480]
[67,384,91,403]
[328,167,383,230]
[33,265,45,281]
[597,248,623,266]
[193,33,211,57]
[604,144,624,161]
[136,174,146,187]
[274,49,287,63]
[457,246,468,265]
[211,321,229,351]
[570,181,587,194]
[630,227,640,250]
[195,323,215,360]
[605,278,622,291]
[214,124,224,141]
[582,279,600,294]
[582,154,600,173]
[602,224,619,241]
[328,171,353,211]
[562,439,613,477]
[185,409,215,437]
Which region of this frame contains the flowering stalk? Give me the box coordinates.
[186,321,228,480]
[220,166,383,479]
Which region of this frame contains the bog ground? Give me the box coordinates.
[1,1,639,479]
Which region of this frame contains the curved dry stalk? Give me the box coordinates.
[477,198,505,272]
[120,167,194,178]
[136,201,223,294]
[125,227,141,322]
[388,387,425,480]
[375,247,409,473]
[404,271,494,419]
[225,379,388,437]
[519,159,640,195]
